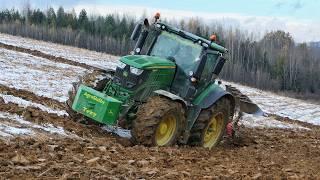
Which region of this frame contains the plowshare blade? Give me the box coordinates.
[225,84,264,116]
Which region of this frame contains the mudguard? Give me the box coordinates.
[193,83,235,110]
[185,83,235,131]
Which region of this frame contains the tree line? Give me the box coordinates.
[0,7,319,99]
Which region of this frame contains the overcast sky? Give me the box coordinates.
[1,0,319,42]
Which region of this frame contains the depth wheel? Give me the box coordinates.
[188,97,231,149]
[131,96,185,146]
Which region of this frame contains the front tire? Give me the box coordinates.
[188,97,231,149]
[131,96,185,146]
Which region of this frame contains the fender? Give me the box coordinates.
[153,89,187,107]
[193,83,235,109]
[185,83,235,132]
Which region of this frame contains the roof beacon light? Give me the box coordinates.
[210,34,217,42]
[154,12,160,21]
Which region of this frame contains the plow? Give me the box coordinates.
[66,13,263,148]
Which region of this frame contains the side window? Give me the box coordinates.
[201,53,217,81]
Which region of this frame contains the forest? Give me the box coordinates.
[0,7,319,99]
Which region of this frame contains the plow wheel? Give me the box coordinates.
[188,97,231,149]
[66,69,114,123]
[131,96,185,146]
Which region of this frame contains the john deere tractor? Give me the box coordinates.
[67,14,262,148]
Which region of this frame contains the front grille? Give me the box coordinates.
[113,66,148,89]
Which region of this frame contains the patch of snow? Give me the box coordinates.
[0,48,87,102]
[0,124,34,136]
[36,124,68,136]
[240,113,310,130]
[0,94,67,116]
[225,82,320,126]
[0,130,12,137]
[0,112,32,125]
[0,111,73,137]
[102,125,132,138]
[0,33,119,70]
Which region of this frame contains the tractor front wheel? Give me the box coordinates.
[188,97,231,149]
[131,96,185,146]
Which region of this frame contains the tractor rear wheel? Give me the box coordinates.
[188,97,231,149]
[131,96,185,146]
[66,70,113,122]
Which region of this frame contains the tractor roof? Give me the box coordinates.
[155,22,228,54]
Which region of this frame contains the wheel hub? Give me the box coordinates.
[159,123,168,135]
[155,115,177,146]
[203,113,223,149]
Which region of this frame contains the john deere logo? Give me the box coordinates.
[123,71,128,77]
[108,110,114,116]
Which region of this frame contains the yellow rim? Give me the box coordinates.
[203,113,224,149]
[155,115,177,146]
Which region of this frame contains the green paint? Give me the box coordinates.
[120,55,175,69]
[192,83,223,106]
[72,85,122,125]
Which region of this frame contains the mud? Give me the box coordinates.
[0,127,318,179]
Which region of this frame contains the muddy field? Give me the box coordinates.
[0,33,319,179]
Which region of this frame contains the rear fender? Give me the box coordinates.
[187,83,235,130]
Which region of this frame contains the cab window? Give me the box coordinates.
[201,53,218,81]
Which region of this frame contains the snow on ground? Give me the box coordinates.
[226,82,320,126]
[0,111,78,138]
[0,94,67,116]
[0,48,88,102]
[0,33,119,70]
[102,125,132,138]
[240,114,309,130]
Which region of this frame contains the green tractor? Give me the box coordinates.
[67,14,262,148]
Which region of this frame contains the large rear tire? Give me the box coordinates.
[131,96,185,146]
[66,70,113,122]
[188,97,231,149]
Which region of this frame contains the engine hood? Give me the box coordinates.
[120,55,176,70]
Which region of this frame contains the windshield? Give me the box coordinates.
[150,31,202,74]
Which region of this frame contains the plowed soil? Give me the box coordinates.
[1,127,319,179]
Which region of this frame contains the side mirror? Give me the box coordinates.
[213,56,226,75]
[130,23,142,41]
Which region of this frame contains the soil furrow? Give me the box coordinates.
[0,96,110,139]
[0,42,104,72]
[268,113,320,130]
[0,84,66,110]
